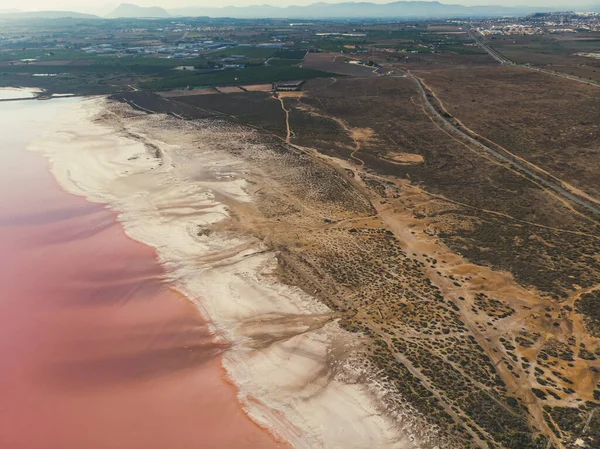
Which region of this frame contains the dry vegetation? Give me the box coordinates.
[412,65,600,200]
[485,34,600,84]
[116,64,600,448]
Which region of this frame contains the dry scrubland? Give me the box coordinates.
[413,66,600,200]
[484,34,600,84]
[116,66,600,448]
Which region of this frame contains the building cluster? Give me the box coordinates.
[526,11,600,31]
[79,41,286,59]
[274,80,304,91]
[476,11,600,35]
[315,32,367,37]
[0,36,31,45]
[476,24,543,36]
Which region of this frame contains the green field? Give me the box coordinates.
[142,65,335,90]
[316,38,373,53]
[274,50,307,59]
[205,46,278,59]
[439,44,487,55]
[366,29,426,39]
[0,48,99,62]
[0,55,222,77]
[267,58,303,67]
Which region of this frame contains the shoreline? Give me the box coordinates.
[0,96,286,449]
[0,87,41,100]
[21,96,290,449]
[29,96,422,448]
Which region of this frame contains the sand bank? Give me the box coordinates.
[0,87,41,100]
[30,97,423,449]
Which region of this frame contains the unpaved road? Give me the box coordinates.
[406,71,600,217]
[465,26,600,89]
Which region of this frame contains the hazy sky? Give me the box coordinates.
[9,0,597,14]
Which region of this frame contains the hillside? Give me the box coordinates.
[107,3,170,18]
[170,1,556,19]
[0,10,98,19]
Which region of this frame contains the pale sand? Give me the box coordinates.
[0,87,41,100]
[242,84,273,92]
[30,97,423,449]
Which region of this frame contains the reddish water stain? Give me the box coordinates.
[0,100,287,449]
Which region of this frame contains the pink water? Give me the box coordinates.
[0,100,286,449]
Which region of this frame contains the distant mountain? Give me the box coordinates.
[107,3,170,18]
[0,10,98,19]
[169,1,559,19]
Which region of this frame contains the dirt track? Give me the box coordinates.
[406,71,600,218]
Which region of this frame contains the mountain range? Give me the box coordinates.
[106,3,170,18]
[0,10,98,19]
[3,1,600,20]
[111,1,600,19]
[168,2,564,19]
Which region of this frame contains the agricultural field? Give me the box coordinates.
[0,17,513,94]
[140,66,333,90]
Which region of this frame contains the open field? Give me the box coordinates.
[411,65,600,203]
[140,66,334,90]
[205,46,277,59]
[302,52,381,76]
[115,67,600,447]
[483,34,600,83]
[267,58,303,67]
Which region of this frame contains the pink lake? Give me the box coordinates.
[0,99,286,449]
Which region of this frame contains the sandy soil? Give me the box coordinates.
[30,97,424,449]
[243,84,274,92]
[277,91,305,99]
[385,153,424,164]
[0,87,40,99]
